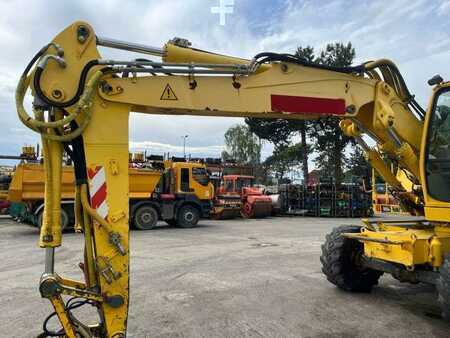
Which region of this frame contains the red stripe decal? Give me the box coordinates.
[87,166,102,179]
[271,95,346,115]
[91,182,107,209]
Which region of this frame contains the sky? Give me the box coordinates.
[0,0,449,163]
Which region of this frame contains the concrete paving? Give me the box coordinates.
[0,215,449,337]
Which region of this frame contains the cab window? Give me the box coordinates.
[180,168,190,192]
[223,179,234,192]
[236,178,252,191]
[192,167,210,186]
[426,88,450,202]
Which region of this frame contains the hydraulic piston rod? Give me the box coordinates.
[96,36,165,57]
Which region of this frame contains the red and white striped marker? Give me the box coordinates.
[87,165,109,219]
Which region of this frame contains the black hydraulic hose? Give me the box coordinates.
[33,59,100,108]
[385,64,426,118]
[253,52,365,74]
[41,297,96,337]
[22,45,48,78]
[67,119,88,185]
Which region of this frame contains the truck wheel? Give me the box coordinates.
[37,208,69,231]
[437,254,450,320]
[177,205,199,228]
[133,205,158,230]
[241,202,253,218]
[320,225,383,292]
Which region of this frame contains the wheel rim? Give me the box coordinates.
[242,203,252,218]
[184,211,194,223]
[135,207,157,229]
[141,212,153,224]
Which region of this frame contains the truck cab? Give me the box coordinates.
[219,175,272,218]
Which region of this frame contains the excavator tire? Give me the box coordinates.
[437,254,450,320]
[320,225,383,292]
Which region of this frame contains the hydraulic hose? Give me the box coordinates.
[16,69,105,141]
[15,44,108,248]
[364,59,425,118]
[33,59,99,108]
[39,131,54,247]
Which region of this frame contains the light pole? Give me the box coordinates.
[181,135,188,158]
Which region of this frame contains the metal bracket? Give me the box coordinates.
[97,256,122,284]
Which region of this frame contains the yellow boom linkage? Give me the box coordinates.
[15,21,450,336]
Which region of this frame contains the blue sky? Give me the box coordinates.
[0,0,449,162]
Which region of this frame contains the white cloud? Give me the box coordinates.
[130,140,225,157]
[438,0,450,15]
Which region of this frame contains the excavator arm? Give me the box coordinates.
[16,21,439,337]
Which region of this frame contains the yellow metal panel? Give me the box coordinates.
[99,63,376,120]
[128,168,161,199]
[8,163,75,201]
[425,207,450,223]
[363,230,431,266]
[361,225,450,267]
[8,163,163,202]
[164,43,271,73]
[81,97,131,336]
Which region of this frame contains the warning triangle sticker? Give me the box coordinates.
[160,84,178,101]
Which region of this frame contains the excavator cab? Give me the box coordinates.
[424,85,450,206]
[221,175,253,194]
[420,82,450,225]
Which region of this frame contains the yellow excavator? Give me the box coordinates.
[16,21,450,337]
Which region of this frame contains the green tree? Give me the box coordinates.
[346,145,371,179]
[295,46,315,62]
[245,46,320,183]
[222,124,261,165]
[263,143,304,180]
[247,42,358,184]
[292,46,316,183]
[307,42,356,183]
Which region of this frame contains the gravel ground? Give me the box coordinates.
[0,215,449,337]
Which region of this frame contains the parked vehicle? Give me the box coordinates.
[8,160,214,230]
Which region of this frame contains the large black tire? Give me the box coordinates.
[37,208,69,231]
[321,225,383,292]
[177,205,200,228]
[437,254,450,320]
[133,205,158,230]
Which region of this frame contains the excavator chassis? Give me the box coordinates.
[321,219,450,318]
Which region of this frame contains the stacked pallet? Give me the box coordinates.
[276,178,372,217]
